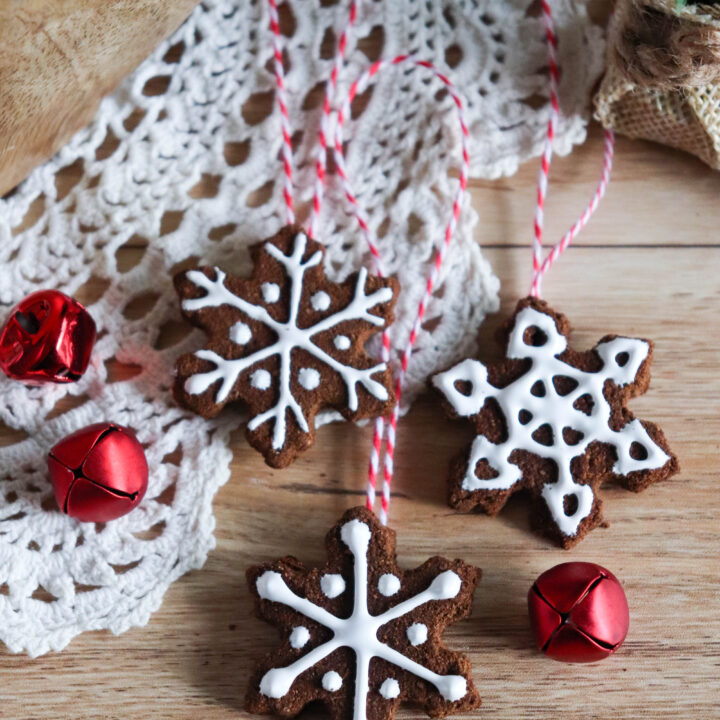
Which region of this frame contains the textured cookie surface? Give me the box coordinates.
[174,225,398,468]
[246,506,481,720]
[432,296,679,548]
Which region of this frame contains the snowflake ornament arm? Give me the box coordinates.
[432,297,679,547]
[173,225,399,468]
[246,507,481,720]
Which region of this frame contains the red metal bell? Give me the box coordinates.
[47,423,148,522]
[0,289,96,384]
[528,561,630,663]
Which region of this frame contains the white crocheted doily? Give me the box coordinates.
[0,0,604,656]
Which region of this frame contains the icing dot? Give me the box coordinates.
[322,671,342,692]
[406,622,428,646]
[251,369,272,390]
[378,573,401,596]
[262,282,280,303]
[298,367,321,391]
[289,626,310,649]
[334,335,351,351]
[320,573,346,598]
[311,290,331,311]
[229,321,252,345]
[379,678,400,700]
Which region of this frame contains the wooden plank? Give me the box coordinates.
[0,0,200,196]
[0,110,718,720]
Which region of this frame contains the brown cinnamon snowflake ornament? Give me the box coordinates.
[246,506,481,720]
[432,297,678,548]
[174,225,398,468]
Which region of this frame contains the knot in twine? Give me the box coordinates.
[614,3,720,89]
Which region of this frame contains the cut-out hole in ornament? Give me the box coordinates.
[630,442,648,461]
[302,80,326,111]
[142,75,171,96]
[421,315,441,334]
[277,1,296,36]
[563,494,579,517]
[443,6,456,27]
[530,380,546,397]
[75,583,101,594]
[474,458,499,481]
[5,491,17,504]
[161,447,183,466]
[562,427,584,446]
[122,292,160,320]
[518,409,533,425]
[453,380,473,397]
[188,174,222,199]
[523,325,548,347]
[116,234,149,272]
[224,139,251,166]
[531,424,554,447]
[552,375,579,396]
[27,541,40,552]
[573,393,595,416]
[615,352,630,367]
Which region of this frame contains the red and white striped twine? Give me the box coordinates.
[530,0,616,298]
[332,56,470,525]
[267,0,296,225]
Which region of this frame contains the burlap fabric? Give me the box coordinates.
[595,1,720,170]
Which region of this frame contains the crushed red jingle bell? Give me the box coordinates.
[47,423,148,522]
[528,562,629,663]
[0,289,96,384]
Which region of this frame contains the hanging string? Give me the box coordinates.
[267,0,296,225]
[268,0,358,235]
[332,57,470,525]
[308,2,358,239]
[530,0,616,298]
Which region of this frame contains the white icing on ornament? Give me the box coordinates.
[320,574,346,598]
[251,369,272,390]
[229,321,252,345]
[432,306,672,537]
[255,519,468,719]
[181,233,394,450]
[334,335,351,351]
[311,290,331,311]
[407,622,428,646]
[298,367,321,391]
[289,626,310,649]
[322,670,343,692]
[378,574,400,596]
[262,282,281,303]
[379,678,400,699]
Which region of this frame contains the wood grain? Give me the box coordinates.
[1,64,719,720]
[0,0,199,196]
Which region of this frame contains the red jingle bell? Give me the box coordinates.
[528,561,629,663]
[0,289,96,384]
[47,423,149,523]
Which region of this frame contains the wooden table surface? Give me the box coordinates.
[1,123,718,719]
